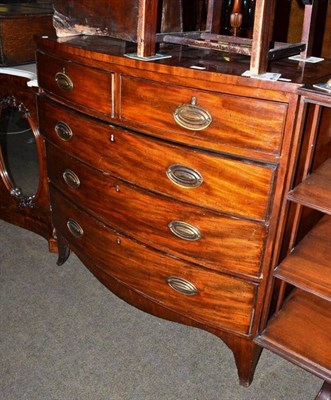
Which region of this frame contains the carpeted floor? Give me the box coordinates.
[0,219,323,400]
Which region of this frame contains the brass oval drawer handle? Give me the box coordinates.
[55,121,73,141]
[168,220,201,241]
[166,164,203,189]
[63,169,81,189]
[66,219,84,238]
[166,276,198,296]
[55,71,74,91]
[173,96,212,131]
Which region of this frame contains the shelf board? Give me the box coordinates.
[255,290,331,382]
[275,215,331,301]
[288,158,331,215]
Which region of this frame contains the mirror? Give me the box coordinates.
[0,105,39,206]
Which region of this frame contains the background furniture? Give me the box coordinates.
[0,3,53,66]
[0,3,55,249]
[0,65,56,250]
[51,0,327,74]
[274,0,331,60]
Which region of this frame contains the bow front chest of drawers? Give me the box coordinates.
[35,35,331,387]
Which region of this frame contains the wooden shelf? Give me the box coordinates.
[287,158,331,215]
[259,86,331,397]
[255,289,331,382]
[274,215,331,301]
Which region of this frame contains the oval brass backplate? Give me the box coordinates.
[173,99,212,131]
[66,219,84,238]
[55,72,74,91]
[168,220,201,241]
[55,121,73,141]
[166,164,203,189]
[166,276,198,296]
[63,169,81,189]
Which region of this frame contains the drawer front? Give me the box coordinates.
[50,186,257,335]
[36,52,113,115]
[120,76,287,155]
[46,142,267,277]
[39,96,276,221]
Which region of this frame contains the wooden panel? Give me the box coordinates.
[46,142,267,277]
[275,215,331,301]
[120,76,287,156]
[255,290,331,382]
[288,158,331,215]
[52,0,139,41]
[50,185,258,335]
[0,4,53,66]
[38,96,276,221]
[36,52,113,115]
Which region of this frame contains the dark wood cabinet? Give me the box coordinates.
[0,70,56,250]
[0,3,53,66]
[35,32,330,391]
[0,3,55,248]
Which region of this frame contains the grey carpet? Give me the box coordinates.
[0,219,323,400]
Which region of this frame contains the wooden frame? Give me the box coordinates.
[158,0,321,74]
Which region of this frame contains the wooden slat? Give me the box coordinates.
[162,34,252,55]
[288,158,331,215]
[268,42,306,61]
[200,32,252,45]
[205,0,223,33]
[250,0,276,75]
[137,0,158,57]
[300,1,319,59]
[255,290,331,382]
[275,215,331,301]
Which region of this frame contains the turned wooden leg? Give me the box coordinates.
[56,232,70,266]
[315,382,331,400]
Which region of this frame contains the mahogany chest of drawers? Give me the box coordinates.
[35,34,331,387]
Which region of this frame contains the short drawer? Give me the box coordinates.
[39,96,276,221]
[50,186,257,335]
[120,76,288,156]
[36,51,113,115]
[46,142,267,277]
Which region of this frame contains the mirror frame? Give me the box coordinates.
[0,94,40,207]
[0,71,56,251]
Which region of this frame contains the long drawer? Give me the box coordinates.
[39,96,276,221]
[120,75,288,156]
[36,52,114,116]
[50,185,258,335]
[46,142,267,277]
